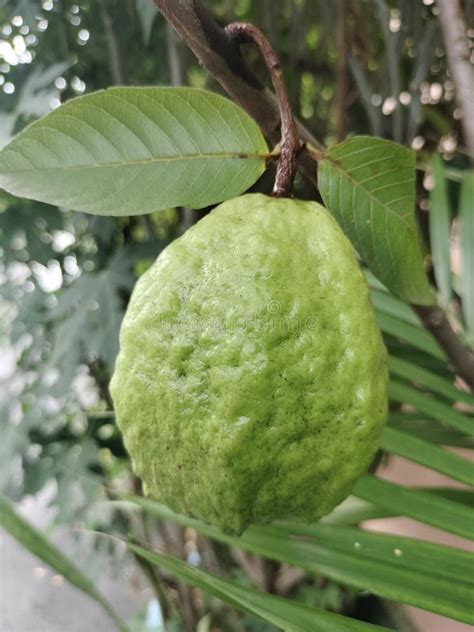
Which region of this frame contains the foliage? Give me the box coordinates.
[0,1,473,631]
[0,87,268,215]
[318,136,434,305]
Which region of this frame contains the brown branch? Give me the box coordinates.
[158,521,199,631]
[437,0,474,161]
[152,0,322,185]
[225,22,302,196]
[414,305,474,389]
[153,0,474,389]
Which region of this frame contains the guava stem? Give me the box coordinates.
[224,22,302,197]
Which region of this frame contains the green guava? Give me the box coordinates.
[110,193,388,533]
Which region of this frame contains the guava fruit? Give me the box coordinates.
[110,193,387,533]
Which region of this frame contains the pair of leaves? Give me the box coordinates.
[0,87,433,305]
[120,495,474,625]
[129,542,388,632]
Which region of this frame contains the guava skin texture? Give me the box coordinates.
[110,193,388,534]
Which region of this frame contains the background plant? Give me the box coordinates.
[0,1,473,630]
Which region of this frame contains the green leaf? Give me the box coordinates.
[121,496,474,624]
[389,380,473,435]
[429,155,452,307]
[322,488,474,524]
[459,171,474,336]
[370,288,422,327]
[389,413,474,447]
[0,494,129,632]
[0,87,268,216]
[380,426,474,486]
[388,356,474,405]
[128,542,387,632]
[376,312,445,359]
[323,496,395,524]
[282,522,474,587]
[353,475,474,540]
[318,136,434,305]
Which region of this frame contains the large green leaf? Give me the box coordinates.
[121,496,474,624]
[0,495,128,632]
[0,87,268,216]
[459,171,474,337]
[318,136,434,305]
[429,155,452,307]
[370,288,422,327]
[129,542,387,632]
[241,526,474,622]
[281,522,474,587]
[380,426,474,486]
[353,475,474,540]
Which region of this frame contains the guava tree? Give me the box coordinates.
[0,1,473,631]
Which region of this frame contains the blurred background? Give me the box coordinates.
[0,1,473,631]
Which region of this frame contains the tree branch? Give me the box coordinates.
[437,0,474,160]
[152,0,321,185]
[414,305,474,388]
[225,22,302,196]
[153,0,474,388]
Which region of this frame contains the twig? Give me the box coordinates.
[436,0,474,161]
[414,305,474,388]
[232,549,266,590]
[225,22,302,197]
[152,0,474,387]
[152,0,322,186]
[274,564,306,596]
[158,521,199,631]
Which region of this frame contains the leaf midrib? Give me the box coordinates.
[0,150,268,174]
[323,155,415,232]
